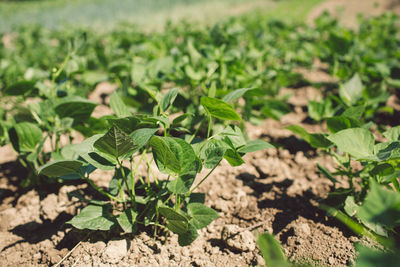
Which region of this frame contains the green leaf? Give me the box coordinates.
[222,88,255,102]
[383,126,400,141]
[37,160,83,177]
[117,208,138,233]
[81,152,116,170]
[224,148,245,166]
[370,163,396,183]
[374,141,400,161]
[161,88,179,112]
[341,105,365,119]
[307,99,334,122]
[178,223,199,246]
[355,245,400,267]
[172,113,193,125]
[187,203,218,229]
[109,92,131,117]
[94,126,137,159]
[257,233,289,267]
[328,128,375,159]
[326,116,361,133]
[340,73,363,106]
[54,96,97,124]
[357,181,400,228]
[150,136,181,174]
[199,139,226,169]
[286,125,332,149]
[164,137,201,194]
[237,140,274,153]
[130,128,158,152]
[67,204,116,231]
[9,122,42,153]
[261,99,291,120]
[200,97,241,121]
[107,117,140,134]
[159,206,189,234]
[4,81,36,96]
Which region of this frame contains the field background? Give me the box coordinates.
[0,0,323,32]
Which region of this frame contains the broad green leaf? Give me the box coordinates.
[81,152,116,170]
[307,99,334,122]
[237,140,274,153]
[9,122,42,153]
[37,160,83,177]
[54,96,97,123]
[178,223,199,246]
[107,117,140,134]
[340,73,363,106]
[257,233,289,267]
[150,136,181,174]
[355,245,400,267]
[221,125,247,148]
[94,126,137,159]
[224,148,245,166]
[326,116,361,133]
[109,92,131,117]
[328,128,374,159]
[357,181,400,228]
[172,113,193,125]
[286,125,332,148]
[67,204,116,231]
[374,142,400,161]
[187,203,218,229]
[201,97,241,121]
[117,208,138,233]
[164,137,201,194]
[370,163,396,183]
[4,81,36,96]
[222,88,255,102]
[199,139,226,169]
[81,71,107,85]
[185,65,203,81]
[130,128,158,152]
[341,105,365,119]
[161,88,179,112]
[159,206,189,234]
[383,126,400,141]
[261,99,291,120]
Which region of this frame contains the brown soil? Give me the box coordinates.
[308,0,400,28]
[0,79,363,267]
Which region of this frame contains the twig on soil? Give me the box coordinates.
[54,237,86,267]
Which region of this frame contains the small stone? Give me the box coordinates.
[221,224,256,252]
[299,223,311,235]
[103,239,128,263]
[328,256,335,265]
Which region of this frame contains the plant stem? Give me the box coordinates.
[392,177,400,193]
[319,204,394,248]
[207,115,212,138]
[83,177,120,202]
[189,160,221,194]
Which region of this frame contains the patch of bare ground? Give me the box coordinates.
[0,75,367,266]
[308,0,400,28]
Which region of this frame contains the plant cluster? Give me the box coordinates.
[0,7,399,263]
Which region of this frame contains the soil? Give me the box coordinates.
[1,2,399,267]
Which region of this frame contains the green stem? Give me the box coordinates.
[392,177,400,193]
[188,119,205,144]
[83,177,120,202]
[207,115,212,139]
[129,160,136,209]
[189,160,221,194]
[319,204,394,248]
